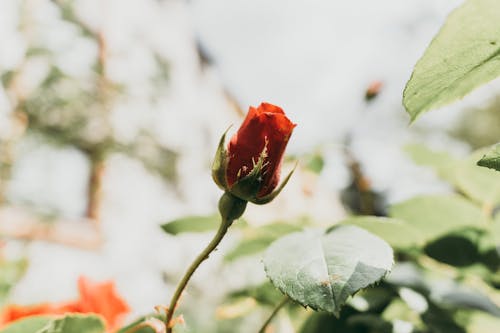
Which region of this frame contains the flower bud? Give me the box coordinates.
[212,102,296,204]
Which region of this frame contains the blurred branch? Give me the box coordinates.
[113,132,178,182]
[2,1,178,229]
[51,1,112,225]
[195,40,245,117]
[258,296,290,333]
[85,158,105,222]
[341,149,386,216]
[0,206,103,250]
[51,0,96,38]
[223,89,245,118]
[346,154,376,215]
[0,11,30,205]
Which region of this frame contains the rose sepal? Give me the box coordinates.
[253,162,297,205]
[211,127,231,190]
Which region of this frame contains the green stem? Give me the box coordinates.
[165,216,233,332]
[258,296,290,333]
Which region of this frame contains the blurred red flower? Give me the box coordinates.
[0,276,129,332]
[365,80,383,100]
[226,102,296,198]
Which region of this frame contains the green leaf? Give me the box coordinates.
[389,195,488,242]
[36,315,105,333]
[160,215,220,235]
[478,143,500,172]
[299,311,352,333]
[404,144,458,182]
[0,317,51,333]
[0,259,28,304]
[215,297,258,320]
[405,144,457,170]
[340,216,425,249]
[382,299,421,325]
[256,223,302,237]
[421,303,466,333]
[454,150,500,206]
[263,225,393,316]
[299,309,392,333]
[225,238,274,262]
[403,0,500,121]
[491,213,500,244]
[385,263,429,295]
[434,285,500,316]
[405,145,500,206]
[467,312,500,332]
[227,282,283,307]
[483,213,500,270]
[224,223,302,262]
[424,228,485,267]
[0,315,105,333]
[304,153,325,174]
[350,287,394,312]
[345,314,392,333]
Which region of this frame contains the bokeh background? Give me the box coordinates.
[1,0,499,332]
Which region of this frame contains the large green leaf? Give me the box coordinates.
[263,225,393,316]
[478,143,500,172]
[389,195,488,242]
[340,216,425,249]
[403,0,500,121]
[0,317,51,333]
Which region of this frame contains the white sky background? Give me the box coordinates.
[190,0,462,145]
[1,0,498,331]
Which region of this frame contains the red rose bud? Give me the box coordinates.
[212,102,296,205]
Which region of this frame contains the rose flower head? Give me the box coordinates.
[212,102,296,206]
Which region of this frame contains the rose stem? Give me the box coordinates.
[257,296,290,333]
[165,216,234,332]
